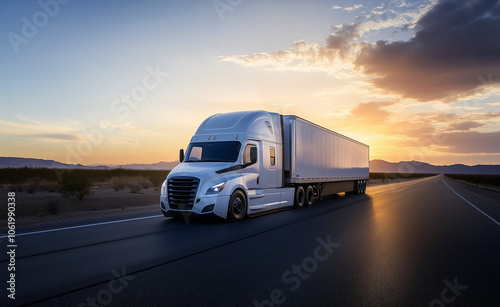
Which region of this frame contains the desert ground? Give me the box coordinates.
[2,173,499,227]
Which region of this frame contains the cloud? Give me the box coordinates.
[0,118,82,141]
[326,24,361,54]
[23,133,82,141]
[446,121,483,131]
[344,4,363,13]
[437,131,500,153]
[401,125,436,138]
[323,98,500,159]
[220,40,344,74]
[221,2,429,76]
[330,4,363,12]
[220,0,500,104]
[349,101,395,121]
[485,111,500,117]
[355,0,500,102]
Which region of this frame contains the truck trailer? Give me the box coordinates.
[160,110,369,221]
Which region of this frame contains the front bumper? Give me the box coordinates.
[160,194,230,219]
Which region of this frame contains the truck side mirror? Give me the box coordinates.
[179,149,185,163]
[250,147,257,164]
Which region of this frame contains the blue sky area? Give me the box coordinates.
[1,0,499,165]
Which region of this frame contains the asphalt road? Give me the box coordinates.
[1,175,499,306]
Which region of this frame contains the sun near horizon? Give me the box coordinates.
[1,0,499,167]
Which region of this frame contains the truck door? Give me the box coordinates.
[240,141,281,213]
[260,144,279,188]
[240,142,259,190]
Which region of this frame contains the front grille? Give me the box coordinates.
[167,176,200,210]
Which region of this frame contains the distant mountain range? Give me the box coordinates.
[0,157,179,171]
[1,157,500,174]
[369,159,500,175]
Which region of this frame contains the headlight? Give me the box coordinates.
[206,182,226,195]
[161,180,167,196]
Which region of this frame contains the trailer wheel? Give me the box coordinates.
[304,185,314,207]
[227,190,247,222]
[294,186,305,208]
[353,181,359,195]
[362,180,367,194]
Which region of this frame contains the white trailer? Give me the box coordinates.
[160,111,369,221]
[283,116,369,205]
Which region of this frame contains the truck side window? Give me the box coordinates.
[243,144,257,164]
[270,147,276,166]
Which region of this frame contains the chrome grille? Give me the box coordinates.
[167,177,200,210]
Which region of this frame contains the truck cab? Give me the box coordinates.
[160,111,295,221]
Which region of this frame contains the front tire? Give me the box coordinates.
[227,190,247,222]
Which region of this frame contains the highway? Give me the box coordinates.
[1,175,499,306]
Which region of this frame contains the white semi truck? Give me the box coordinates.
[160,111,369,221]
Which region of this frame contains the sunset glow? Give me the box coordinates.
[1,0,499,166]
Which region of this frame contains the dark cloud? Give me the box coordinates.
[355,0,500,102]
[447,121,484,131]
[438,130,500,153]
[485,111,500,118]
[326,24,360,53]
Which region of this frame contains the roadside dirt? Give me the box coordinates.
[1,186,161,227]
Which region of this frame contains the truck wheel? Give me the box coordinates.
[304,185,314,207]
[294,186,305,208]
[227,190,247,222]
[353,181,360,195]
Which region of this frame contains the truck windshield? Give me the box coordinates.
[184,141,241,163]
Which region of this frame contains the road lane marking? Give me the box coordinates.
[0,214,164,238]
[443,179,500,227]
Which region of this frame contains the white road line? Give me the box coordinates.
[0,214,164,238]
[443,178,500,227]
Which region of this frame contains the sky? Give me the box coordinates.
[1,0,499,166]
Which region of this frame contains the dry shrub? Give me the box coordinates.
[59,172,92,200]
[135,176,152,189]
[111,176,128,191]
[128,182,142,193]
[111,176,152,192]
